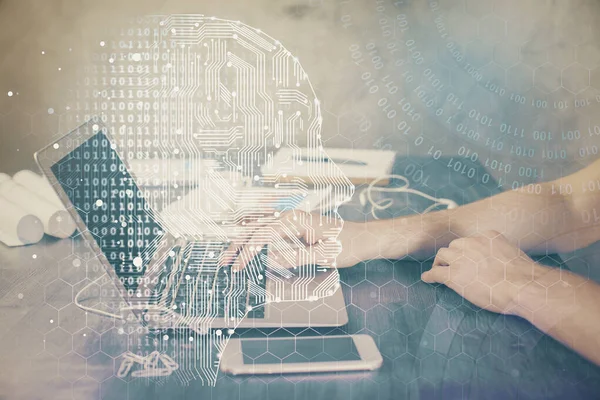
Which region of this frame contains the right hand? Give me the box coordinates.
[421,231,543,315]
[218,210,371,272]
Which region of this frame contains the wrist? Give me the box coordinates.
[512,264,577,324]
[512,265,550,320]
[366,215,441,260]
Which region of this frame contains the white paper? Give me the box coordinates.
[0,173,10,185]
[0,179,76,239]
[0,197,44,246]
[13,170,64,208]
[261,147,396,185]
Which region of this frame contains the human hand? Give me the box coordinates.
[219,210,371,271]
[421,230,550,315]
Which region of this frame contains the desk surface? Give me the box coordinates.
[1,156,599,400]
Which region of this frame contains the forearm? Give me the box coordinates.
[514,266,600,366]
[370,181,576,260]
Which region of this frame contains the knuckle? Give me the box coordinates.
[449,238,467,247]
[438,247,452,256]
[469,233,486,241]
[484,230,502,236]
[482,230,503,240]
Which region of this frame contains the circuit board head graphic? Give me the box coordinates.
[74,14,355,385]
[128,14,356,299]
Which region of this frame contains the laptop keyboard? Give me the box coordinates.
[158,241,267,320]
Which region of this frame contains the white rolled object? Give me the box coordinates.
[0,179,77,239]
[13,169,64,208]
[0,196,44,246]
[0,173,10,184]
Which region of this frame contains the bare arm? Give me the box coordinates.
[514,265,600,366]
[370,159,600,260]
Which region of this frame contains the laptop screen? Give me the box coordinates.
[50,130,163,292]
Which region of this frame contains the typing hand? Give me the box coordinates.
[421,230,548,315]
[219,210,369,271]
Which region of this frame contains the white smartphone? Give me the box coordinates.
[219,334,383,375]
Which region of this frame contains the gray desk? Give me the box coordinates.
[1,157,599,400]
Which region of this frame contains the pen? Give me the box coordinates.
[295,156,367,166]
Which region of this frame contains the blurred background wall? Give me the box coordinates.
[1,0,599,186]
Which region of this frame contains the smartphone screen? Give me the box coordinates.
[241,336,362,364]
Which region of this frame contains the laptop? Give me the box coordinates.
[35,121,348,334]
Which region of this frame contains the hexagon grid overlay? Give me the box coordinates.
[3,1,600,399]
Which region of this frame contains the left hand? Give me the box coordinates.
[421,230,546,315]
[219,210,370,272]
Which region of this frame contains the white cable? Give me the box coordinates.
[74,276,125,319]
[74,275,176,320]
[359,174,458,220]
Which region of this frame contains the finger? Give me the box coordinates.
[268,241,331,270]
[479,230,504,239]
[433,247,450,266]
[449,238,467,248]
[275,209,326,245]
[433,247,461,266]
[223,210,309,269]
[277,210,313,243]
[218,210,281,266]
[421,266,451,284]
[233,243,268,272]
[219,224,263,267]
[232,223,293,272]
[219,211,285,266]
